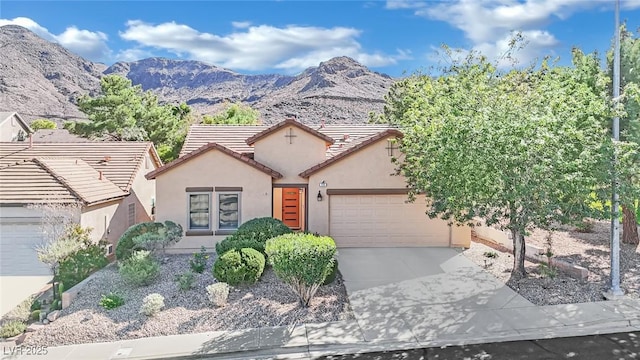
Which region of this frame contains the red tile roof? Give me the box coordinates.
[146,142,283,180]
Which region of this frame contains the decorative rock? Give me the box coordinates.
[81,313,93,323]
[47,310,60,322]
[42,319,49,325]
[15,332,30,345]
[26,324,45,332]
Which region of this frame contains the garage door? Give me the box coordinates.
[0,220,51,276]
[329,195,451,247]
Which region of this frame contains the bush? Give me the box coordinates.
[265,233,336,307]
[30,299,41,311]
[190,246,209,273]
[119,250,160,287]
[30,119,57,130]
[0,320,26,338]
[116,222,165,261]
[140,293,165,316]
[206,283,230,307]
[99,292,125,310]
[57,242,109,289]
[175,271,195,291]
[213,248,265,286]
[4,296,35,322]
[50,299,61,311]
[215,217,292,256]
[323,259,339,285]
[30,310,41,321]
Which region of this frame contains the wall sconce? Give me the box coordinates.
[317,190,323,202]
[319,180,327,187]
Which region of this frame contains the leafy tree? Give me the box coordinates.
[202,101,260,125]
[378,47,621,278]
[608,25,640,244]
[66,75,190,162]
[30,119,57,130]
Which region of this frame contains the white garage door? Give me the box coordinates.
[0,220,51,276]
[329,194,451,247]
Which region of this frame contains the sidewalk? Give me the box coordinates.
[3,297,640,360]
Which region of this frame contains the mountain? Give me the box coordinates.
[0,25,105,123]
[0,25,395,125]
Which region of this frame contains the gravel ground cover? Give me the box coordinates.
[23,254,352,347]
[463,221,640,306]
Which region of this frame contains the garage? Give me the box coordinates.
[0,219,50,276]
[328,194,452,247]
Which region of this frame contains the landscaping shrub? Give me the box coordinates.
[189,246,209,273]
[57,241,109,289]
[119,250,160,287]
[206,283,230,307]
[30,300,41,311]
[265,233,336,307]
[30,310,41,321]
[0,320,26,338]
[215,233,265,255]
[215,217,292,256]
[140,293,165,316]
[3,296,35,322]
[115,222,165,261]
[323,259,339,285]
[99,292,125,310]
[50,299,61,311]
[212,248,265,286]
[175,271,195,291]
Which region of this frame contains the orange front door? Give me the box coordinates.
[282,188,300,229]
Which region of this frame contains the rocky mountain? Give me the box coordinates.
[0,25,395,125]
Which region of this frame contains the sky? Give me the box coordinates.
[0,0,639,77]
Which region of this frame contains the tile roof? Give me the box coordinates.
[0,161,78,204]
[181,123,397,158]
[147,142,283,180]
[31,129,89,143]
[299,129,404,178]
[245,118,335,146]
[0,142,160,192]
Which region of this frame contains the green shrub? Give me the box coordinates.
[50,299,61,311]
[99,292,125,310]
[265,233,336,307]
[4,295,35,322]
[323,259,339,285]
[190,246,209,273]
[116,222,165,261]
[0,320,26,338]
[215,233,265,255]
[59,241,109,289]
[30,310,41,321]
[30,300,41,311]
[213,248,265,286]
[30,119,57,130]
[175,271,195,291]
[119,250,160,287]
[215,217,292,256]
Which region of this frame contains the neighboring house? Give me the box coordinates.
[31,129,89,143]
[0,141,161,277]
[0,112,33,142]
[147,119,471,252]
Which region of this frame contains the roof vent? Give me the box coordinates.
[99,171,103,180]
[320,120,325,129]
[99,156,111,164]
[342,134,351,142]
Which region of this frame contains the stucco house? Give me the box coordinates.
[0,140,161,278]
[0,112,33,142]
[147,119,470,252]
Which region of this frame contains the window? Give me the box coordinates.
[106,244,114,256]
[128,203,136,227]
[189,193,211,230]
[217,193,240,230]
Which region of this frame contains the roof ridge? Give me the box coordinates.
[245,119,335,145]
[31,158,88,204]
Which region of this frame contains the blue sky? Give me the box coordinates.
[0,0,639,77]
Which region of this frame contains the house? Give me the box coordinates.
[0,112,33,142]
[0,140,161,278]
[146,119,471,253]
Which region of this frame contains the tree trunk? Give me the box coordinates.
[511,229,526,278]
[622,206,639,245]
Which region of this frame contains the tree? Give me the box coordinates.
[378,48,618,278]
[202,101,260,125]
[66,75,190,162]
[30,119,57,130]
[609,25,640,244]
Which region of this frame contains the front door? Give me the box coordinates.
[281,188,301,229]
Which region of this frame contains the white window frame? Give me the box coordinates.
[188,192,212,231]
[216,192,241,231]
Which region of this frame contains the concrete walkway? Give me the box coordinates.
[3,248,640,359]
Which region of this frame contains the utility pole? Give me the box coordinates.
[606,0,624,298]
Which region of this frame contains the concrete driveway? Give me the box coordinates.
[338,248,536,343]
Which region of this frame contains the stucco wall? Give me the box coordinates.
[253,126,326,184]
[0,115,25,142]
[155,149,273,253]
[80,201,120,243]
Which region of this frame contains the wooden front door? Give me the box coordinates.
[282,188,300,229]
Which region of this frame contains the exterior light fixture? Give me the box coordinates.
[319,180,327,187]
[317,190,323,202]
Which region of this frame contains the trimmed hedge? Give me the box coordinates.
[116,222,165,261]
[213,248,265,286]
[323,259,339,285]
[265,233,336,306]
[215,217,292,256]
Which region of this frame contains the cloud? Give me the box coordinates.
[116,48,156,62]
[119,20,411,72]
[0,17,111,62]
[231,21,252,29]
[389,0,622,67]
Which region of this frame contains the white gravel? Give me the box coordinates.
[463,220,640,305]
[23,254,352,347]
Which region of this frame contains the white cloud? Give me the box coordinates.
[116,48,156,62]
[119,20,411,72]
[231,21,252,29]
[0,17,111,62]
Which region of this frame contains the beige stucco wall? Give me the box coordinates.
[307,138,471,247]
[80,201,120,243]
[155,149,273,253]
[0,115,25,142]
[130,151,157,220]
[253,126,326,184]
